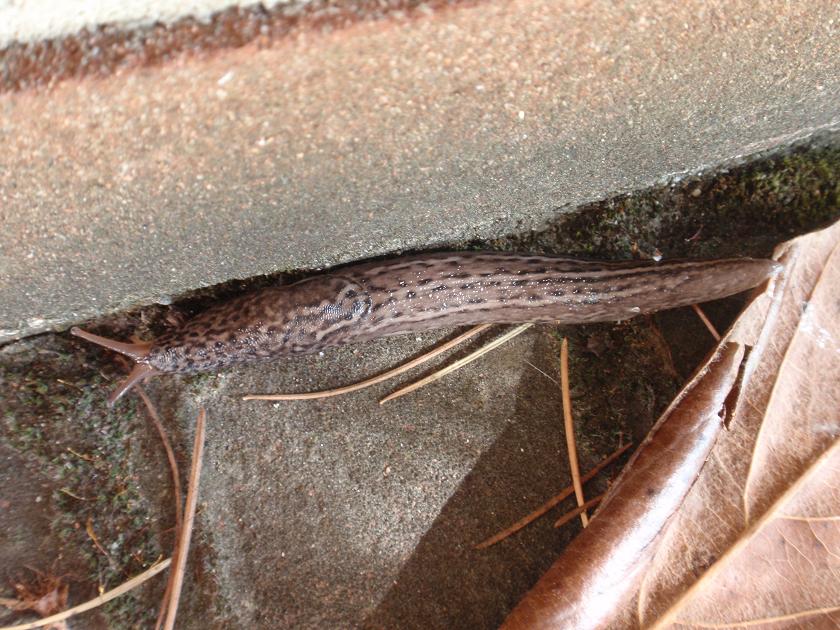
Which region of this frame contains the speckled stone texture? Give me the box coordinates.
[1,0,839,342]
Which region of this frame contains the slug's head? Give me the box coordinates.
[71,327,160,407]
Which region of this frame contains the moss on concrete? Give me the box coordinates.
[0,336,168,627]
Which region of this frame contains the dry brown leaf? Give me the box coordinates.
[3,571,69,630]
[503,218,840,629]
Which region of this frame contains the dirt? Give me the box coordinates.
[0,336,174,627]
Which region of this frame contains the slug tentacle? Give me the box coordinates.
[71,251,782,404]
[107,363,158,407]
[70,327,152,360]
[70,327,159,406]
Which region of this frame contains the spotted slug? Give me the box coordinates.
[71,251,780,405]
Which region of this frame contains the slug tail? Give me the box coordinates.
[71,327,152,360]
[108,364,158,407]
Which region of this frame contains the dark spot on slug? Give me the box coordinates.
[467,298,486,304]
[460,282,478,290]
[406,291,417,299]
[528,294,542,302]
[392,311,404,319]
[418,278,434,285]
[431,284,449,293]
[550,290,565,297]
[345,289,358,298]
[512,279,527,287]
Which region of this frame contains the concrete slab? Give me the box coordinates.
[2,144,838,627]
[1,0,839,342]
[0,0,290,47]
[183,326,578,628]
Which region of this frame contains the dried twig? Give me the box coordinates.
[136,387,183,534]
[58,488,93,501]
[243,324,492,401]
[0,559,171,630]
[691,304,721,341]
[560,338,588,527]
[85,518,110,560]
[380,324,533,404]
[553,493,605,528]
[134,386,183,630]
[474,442,632,549]
[163,408,206,630]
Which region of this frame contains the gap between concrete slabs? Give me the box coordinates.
[2,0,839,342]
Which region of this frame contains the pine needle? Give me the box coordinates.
[136,387,183,537]
[243,324,492,401]
[380,324,533,404]
[0,559,171,630]
[691,304,721,341]
[553,493,605,528]
[474,442,632,549]
[560,338,588,527]
[135,386,182,630]
[163,408,206,630]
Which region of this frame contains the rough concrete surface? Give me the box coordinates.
[0,0,290,47]
[4,137,838,627]
[1,1,840,628]
[1,0,839,341]
[181,326,582,628]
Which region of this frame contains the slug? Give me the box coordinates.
[71,251,780,406]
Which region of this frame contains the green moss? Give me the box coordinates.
[506,141,840,260]
[0,336,166,628]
